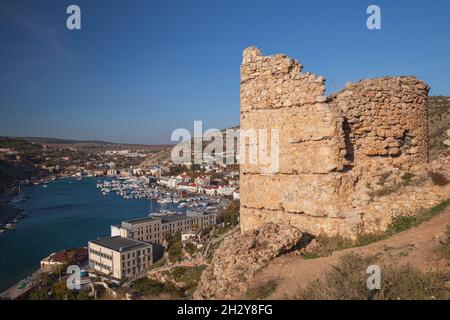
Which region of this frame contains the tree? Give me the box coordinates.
[130,278,165,296]
[165,232,183,262]
[52,280,74,300]
[76,289,90,300]
[223,200,240,226]
[30,289,49,300]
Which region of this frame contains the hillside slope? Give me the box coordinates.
[429,96,450,159]
[245,205,450,299]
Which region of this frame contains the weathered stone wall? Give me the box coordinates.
[240,46,432,238]
[240,46,353,235]
[332,77,429,165]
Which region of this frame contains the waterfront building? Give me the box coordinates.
[198,185,218,196]
[88,236,152,281]
[107,169,118,176]
[176,174,192,184]
[40,248,88,273]
[217,186,236,197]
[176,182,198,193]
[194,176,210,186]
[157,176,178,188]
[110,210,217,244]
[112,216,163,244]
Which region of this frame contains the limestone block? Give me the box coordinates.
[240,207,362,238]
[240,174,350,217]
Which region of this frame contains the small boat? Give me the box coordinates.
[4,223,16,230]
[43,185,48,188]
[157,198,172,204]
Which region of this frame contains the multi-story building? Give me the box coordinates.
[112,217,163,244]
[198,185,218,196]
[194,176,210,186]
[111,210,217,244]
[217,186,236,196]
[176,182,198,193]
[88,236,152,281]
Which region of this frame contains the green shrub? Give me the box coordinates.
[401,172,415,184]
[304,199,450,257]
[184,242,197,255]
[166,232,183,262]
[301,252,320,260]
[387,215,418,235]
[246,280,278,300]
[387,199,450,235]
[314,234,354,256]
[29,289,49,300]
[52,280,74,300]
[222,200,240,226]
[76,289,90,300]
[130,278,166,296]
[170,265,206,298]
[426,198,450,218]
[355,233,387,247]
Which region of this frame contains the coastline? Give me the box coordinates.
[0,176,185,292]
[0,174,80,233]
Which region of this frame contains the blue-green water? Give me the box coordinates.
[0,177,182,292]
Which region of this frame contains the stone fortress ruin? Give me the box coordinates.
[240,46,437,238]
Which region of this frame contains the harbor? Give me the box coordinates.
[96,178,223,211]
[0,177,189,292]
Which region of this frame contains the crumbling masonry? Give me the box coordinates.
[240,46,430,238]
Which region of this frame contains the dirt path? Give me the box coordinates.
[251,207,450,299]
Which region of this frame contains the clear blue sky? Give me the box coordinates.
[1,0,449,144]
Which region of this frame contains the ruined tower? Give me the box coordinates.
[239,46,429,237]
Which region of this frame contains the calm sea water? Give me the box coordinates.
[0,177,183,292]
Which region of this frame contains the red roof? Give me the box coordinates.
[50,248,87,263]
[201,185,218,190]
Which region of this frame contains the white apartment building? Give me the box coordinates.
[217,186,236,196]
[111,210,217,245]
[88,237,152,281]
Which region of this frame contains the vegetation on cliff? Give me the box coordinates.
[297,253,449,300]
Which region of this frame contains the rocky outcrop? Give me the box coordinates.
[444,129,450,148]
[193,223,304,299]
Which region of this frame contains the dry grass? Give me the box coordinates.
[304,199,450,259]
[428,171,449,186]
[296,253,449,300]
[246,279,278,300]
[434,225,450,261]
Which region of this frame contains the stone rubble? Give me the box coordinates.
[193,223,303,300]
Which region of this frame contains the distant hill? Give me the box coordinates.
[16,137,171,152]
[429,96,450,159]
[139,126,239,168]
[20,137,116,145]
